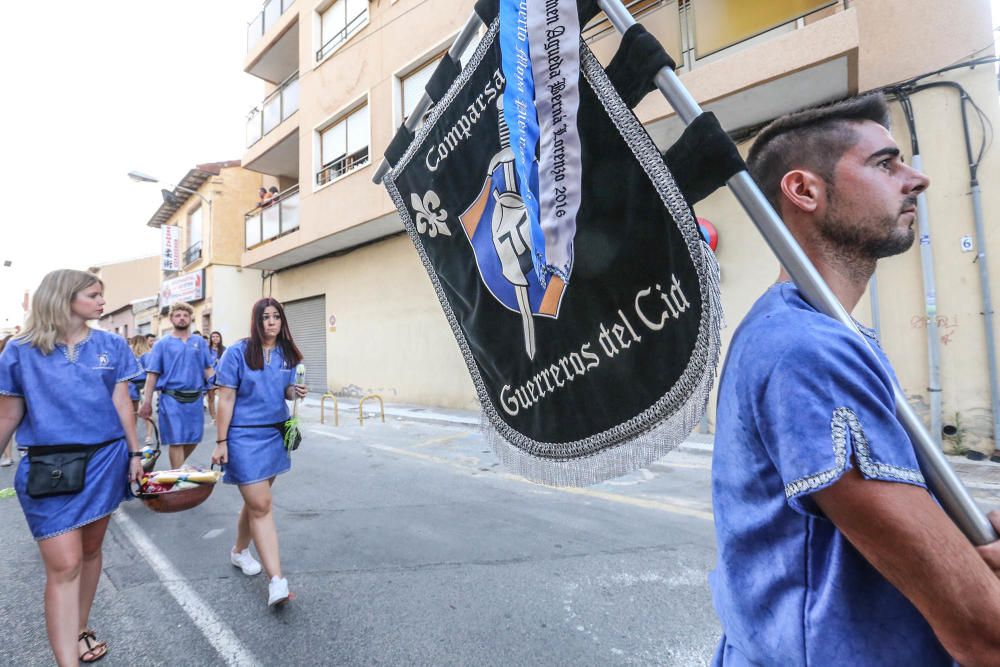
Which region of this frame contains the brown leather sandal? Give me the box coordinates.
[79,629,108,663]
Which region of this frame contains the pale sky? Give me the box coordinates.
[0,0,263,327]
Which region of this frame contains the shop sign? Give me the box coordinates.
[160,270,204,305]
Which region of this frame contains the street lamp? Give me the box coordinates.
[127,170,210,206]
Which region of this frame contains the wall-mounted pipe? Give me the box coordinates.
[894,91,943,447]
[903,80,999,453]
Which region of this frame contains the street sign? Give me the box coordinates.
[161,225,182,271]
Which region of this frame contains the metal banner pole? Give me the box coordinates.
[373,14,484,185]
[595,0,995,544]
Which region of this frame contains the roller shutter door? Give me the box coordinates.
[283,295,327,393]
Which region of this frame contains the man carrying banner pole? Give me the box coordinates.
[710,94,1000,666]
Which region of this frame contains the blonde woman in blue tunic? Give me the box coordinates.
[212,298,306,608]
[0,270,144,665]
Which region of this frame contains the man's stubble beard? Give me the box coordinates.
[817,191,916,284]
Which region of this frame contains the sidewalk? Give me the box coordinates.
[297,394,1000,494]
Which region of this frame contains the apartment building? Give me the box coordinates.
[143,162,264,344]
[239,0,1000,450]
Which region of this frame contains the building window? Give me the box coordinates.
[316,103,370,186]
[396,39,478,128]
[401,57,439,124]
[317,0,368,62]
[185,205,203,266]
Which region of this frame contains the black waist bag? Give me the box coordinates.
[27,439,118,499]
[164,389,203,403]
[234,421,301,451]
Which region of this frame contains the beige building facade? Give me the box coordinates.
[144,162,265,345]
[239,0,1000,450]
[92,255,160,338]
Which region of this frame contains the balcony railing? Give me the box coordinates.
[245,186,300,249]
[247,0,295,53]
[584,0,846,68]
[315,9,367,62]
[183,242,202,267]
[246,72,300,148]
[315,147,369,187]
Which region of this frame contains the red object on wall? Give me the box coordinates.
[697,217,718,252]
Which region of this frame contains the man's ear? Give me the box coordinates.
[779,170,825,214]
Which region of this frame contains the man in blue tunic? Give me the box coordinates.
[139,302,214,468]
[711,94,1000,665]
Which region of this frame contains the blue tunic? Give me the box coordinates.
[145,335,213,446]
[0,328,139,540]
[205,348,221,390]
[710,283,952,666]
[128,351,150,402]
[215,340,295,485]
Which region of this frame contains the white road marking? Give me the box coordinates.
[308,428,349,441]
[113,509,262,667]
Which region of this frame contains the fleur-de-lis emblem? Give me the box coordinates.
[411,190,450,238]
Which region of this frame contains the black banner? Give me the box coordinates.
[383,20,721,485]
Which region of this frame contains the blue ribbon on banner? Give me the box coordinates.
[499,0,547,286]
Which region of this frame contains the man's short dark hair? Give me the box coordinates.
[747,93,891,211]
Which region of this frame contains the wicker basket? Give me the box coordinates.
[134,465,222,513]
[136,482,217,513]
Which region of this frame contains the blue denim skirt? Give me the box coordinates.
[15,439,131,541]
[223,425,290,486]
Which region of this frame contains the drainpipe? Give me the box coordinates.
[908,81,1000,452]
[897,92,943,446]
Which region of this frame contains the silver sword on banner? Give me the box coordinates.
[489,95,537,360]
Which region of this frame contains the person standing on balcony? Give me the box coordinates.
[138,302,214,469]
[0,269,144,665]
[710,94,1000,666]
[211,298,306,608]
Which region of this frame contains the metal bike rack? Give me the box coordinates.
[359,394,385,425]
[320,392,339,426]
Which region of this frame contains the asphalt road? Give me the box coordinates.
[0,402,723,666]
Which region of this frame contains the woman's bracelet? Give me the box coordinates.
[216,439,228,444]
[128,451,143,458]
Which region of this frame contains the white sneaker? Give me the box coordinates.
[0,457,11,467]
[267,576,290,607]
[230,548,262,576]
